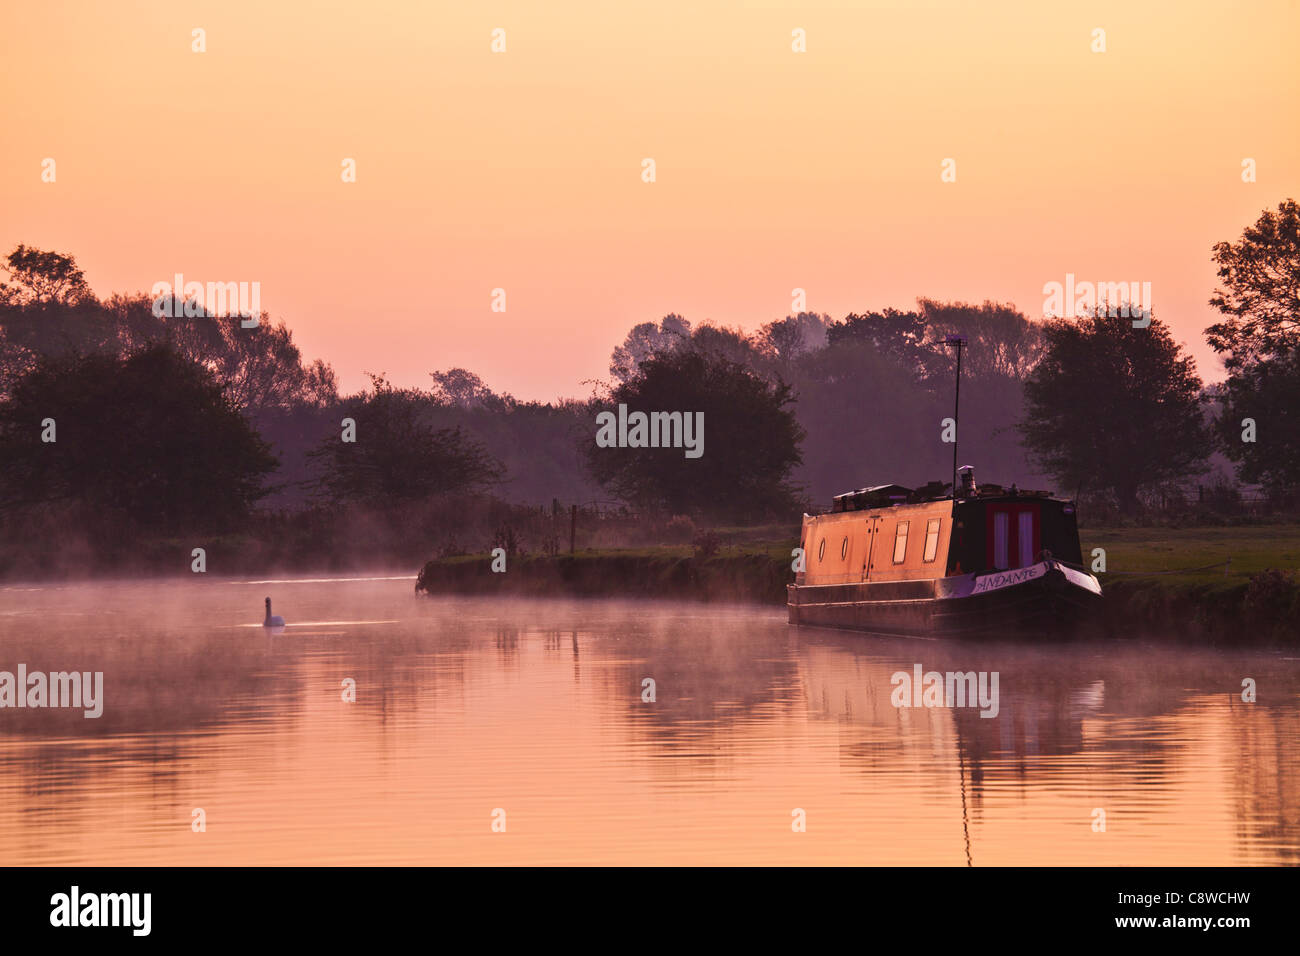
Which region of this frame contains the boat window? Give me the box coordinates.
[818,538,826,562]
[993,512,1009,569]
[892,521,909,563]
[1018,511,1035,567]
[840,536,848,559]
[923,518,941,562]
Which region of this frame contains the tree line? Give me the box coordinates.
[0,199,1297,562]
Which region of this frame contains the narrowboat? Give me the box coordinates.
[787,468,1103,638]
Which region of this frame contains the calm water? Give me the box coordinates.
[1,575,1297,866]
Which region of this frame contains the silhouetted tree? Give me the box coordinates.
[789,335,947,496]
[917,298,1042,381]
[1,250,338,414]
[688,321,765,370]
[599,303,1052,506]
[1020,310,1209,515]
[311,375,503,504]
[826,309,933,377]
[1205,200,1300,493]
[1206,199,1300,368]
[0,344,276,529]
[430,367,498,409]
[424,395,601,505]
[755,313,829,368]
[609,314,691,382]
[106,293,338,412]
[1214,348,1300,492]
[0,245,94,307]
[586,349,804,520]
[0,247,109,391]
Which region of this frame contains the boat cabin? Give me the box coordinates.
[798,476,1084,587]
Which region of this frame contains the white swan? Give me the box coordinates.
[263,597,286,628]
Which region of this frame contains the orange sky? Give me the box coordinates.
[3,0,1298,400]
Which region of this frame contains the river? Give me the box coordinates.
[1,574,1297,865]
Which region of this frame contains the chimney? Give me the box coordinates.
[959,466,976,497]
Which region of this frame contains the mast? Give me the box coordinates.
[945,334,966,498]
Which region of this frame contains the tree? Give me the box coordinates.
[134,303,338,413]
[1206,199,1300,368]
[430,367,498,409]
[917,298,1042,381]
[3,273,339,414]
[301,359,339,408]
[0,247,108,392]
[1205,200,1300,492]
[609,314,691,382]
[311,375,502,504]
[790,334,944,497]
[1019,310,1209,514]
[756,313,829,368]
[0,344,277,529]
[0,245,94,307]
[826,309,933,377]
[1214,349,1300,492]
[585,349,804,520]
[0,296,114,393]
[687,321,765,370]
[429,396,602,505]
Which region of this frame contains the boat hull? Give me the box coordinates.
[787,559,1102,639]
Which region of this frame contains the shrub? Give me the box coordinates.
[692,529,722,559]
[665,514,696,544]
[492,524,522,558]
[1244,568,1300,637]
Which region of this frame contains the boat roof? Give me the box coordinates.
[829,480,1062,512]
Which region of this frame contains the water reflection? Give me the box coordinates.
[0,578,1296,864]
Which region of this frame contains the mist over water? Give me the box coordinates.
[1,576,1297,865]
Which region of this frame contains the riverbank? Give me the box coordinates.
[415,525,1300,643]
[1083,524,1300,642]
[415,545,794,605]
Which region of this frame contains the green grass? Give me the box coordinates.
[1078,524,1300,642]
[1084,524,1300,581]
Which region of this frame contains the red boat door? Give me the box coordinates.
[985,503,1041,570]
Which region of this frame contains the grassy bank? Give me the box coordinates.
[1083,525,1300,641]
[415,525,1300,642]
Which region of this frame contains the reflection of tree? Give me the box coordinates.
[0,627,293,834]
[495,625,521,664]
[1229,704,1300,864]
[0,631,285,743]
[799,634,1300,863]
[591,609,799,764]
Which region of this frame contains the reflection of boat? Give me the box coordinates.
[787,470,1103,638]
